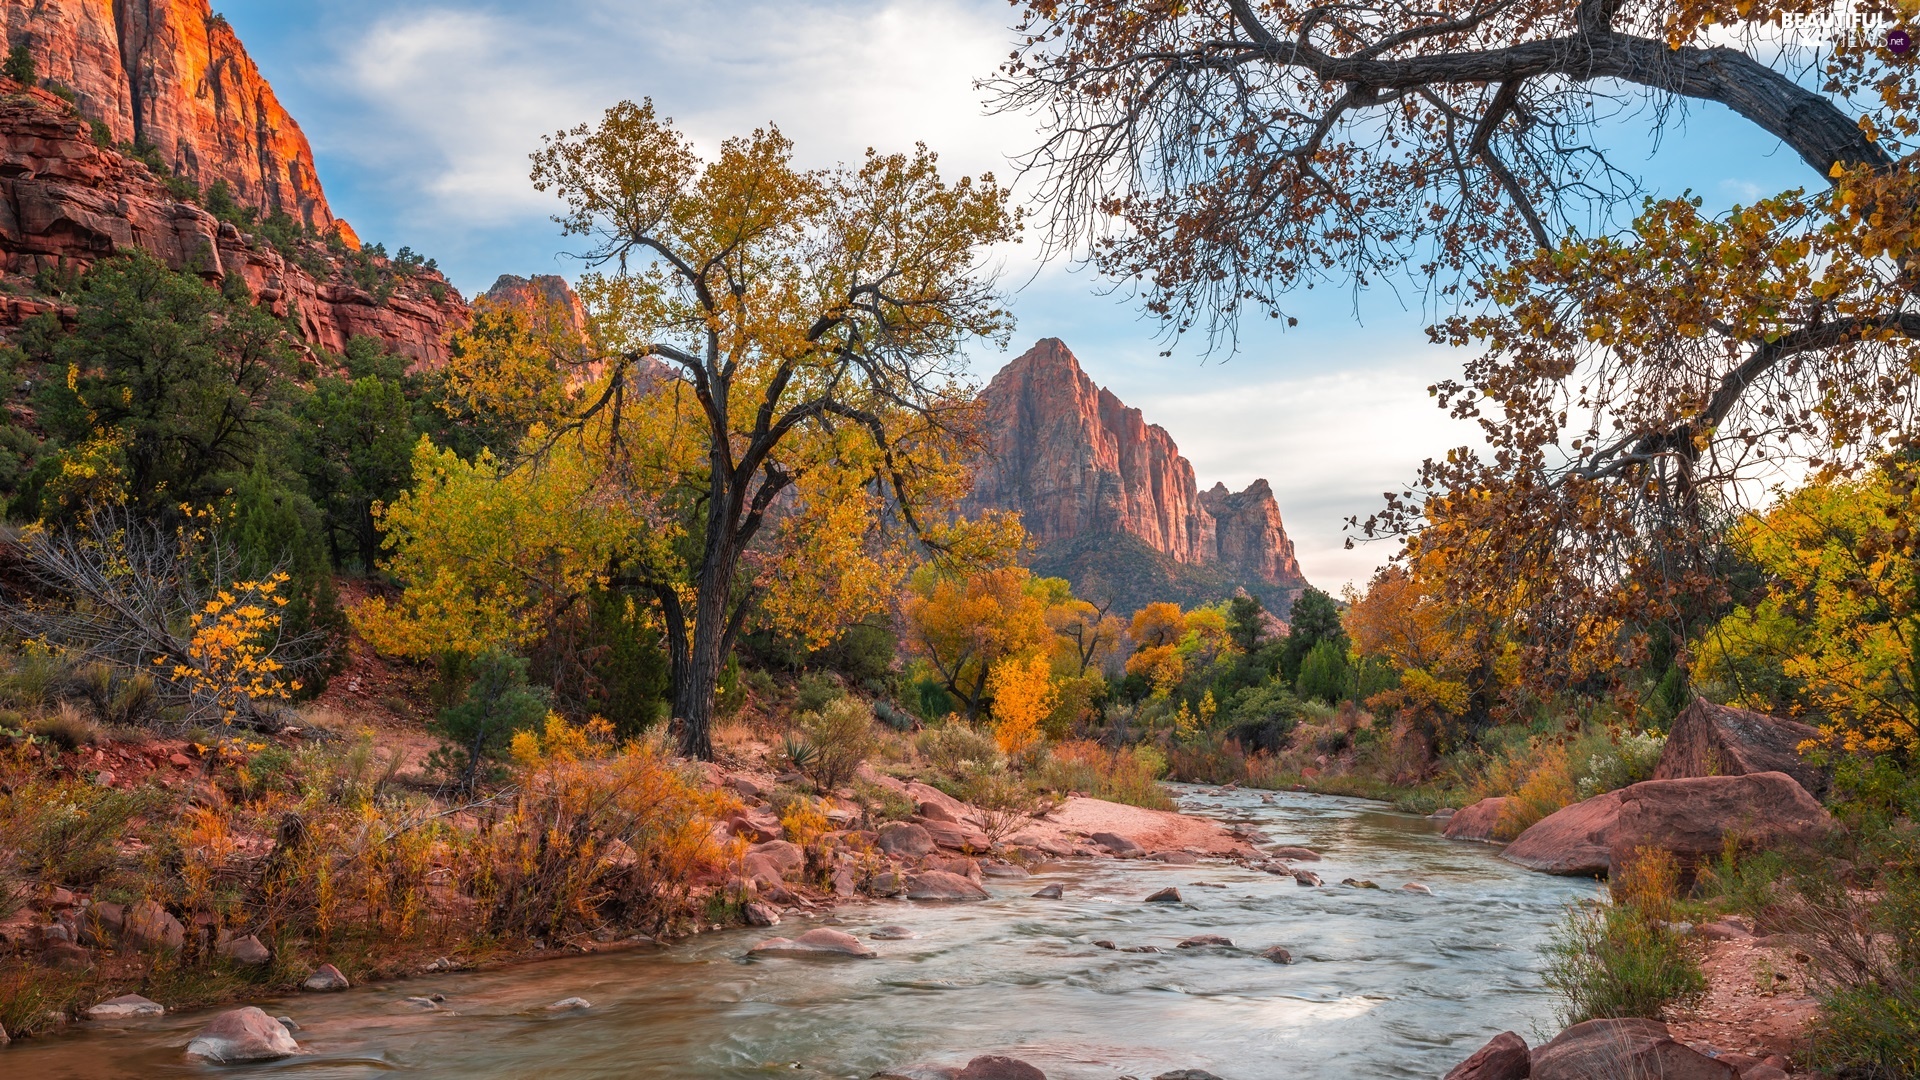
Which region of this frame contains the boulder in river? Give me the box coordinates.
[1031,883,1064,900]
[748,928,877,958]
[1655,697,1829,798]
[184,1006,301,1063]
[1177,934,1234,948]
[1150,850,1199,865]
[1401,882,1433,895]
[957,1054,1047,1080]
[877,822,936,858]
[87,994,164,1019]
[745,902,781,927]
[1531,1018,1734,1080]
[1268,846,1322,861]
[1608,772,1835,881]
[1091,831,1145,857]
[1501,789,1625,876]
[1259,945,1293,964]
[1443,1030,1530,1080]
[1155,1072,1226,1080]
[869,925,917,940]
[1293,870,1323,887]
[1341,878,1380,889]
[1444,797,1514,843]
[904,871,989,901]
[544,997,591,1011]
[1144,887,1182,903]
[302,963,350,992]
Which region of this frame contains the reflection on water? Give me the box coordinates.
[6,786,1601,1080]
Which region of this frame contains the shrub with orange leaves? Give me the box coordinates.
[479,719,734,937]
[165,572,301,722]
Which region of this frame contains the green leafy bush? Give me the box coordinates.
[916,723,1001,780]
[798,698,878,790]
[796,672,843,714]
[428,648,549,791]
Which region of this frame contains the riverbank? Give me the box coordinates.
[0,785,1596,1078]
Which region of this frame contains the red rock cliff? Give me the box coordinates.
[963,338,1308,612]
[4,0,332,229]
[0,85,464,362]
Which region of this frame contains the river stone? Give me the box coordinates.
[957,1054,1047,1080]
[1428,807,1457,819]
[1177,934,1233,948]
[1607,772,1835,881]
[1341,878,1380,889]
[749,928,877,958]
[80,901,124,946]
[184,1006,301,1062]
[1501,789,1625,876]
[916,799,960,823]
[123,899,185,952]
[1260,945,1294,964]
[904,870,989,901]
[87,994,164,1019]
[1144,887,1182,903]
[869,925,917,940]
[919,818,991,851]
[1444,1030,1530,1080]
[1091,939,1117,949]
[217,932,271,966]
[302,963,350,992]
[1402,882,1434,895]
[980,862,1029,879]
[1268,846,1321,861]
[1150,851,1198,865]
[745,902,782,927]
[749,840,806,875]
[1655,698,1828,798]
[1031,883,1064,899]
[0,1021,8,1044]
[1531,1018,1735,1080]
[1092,831,1145,857]
[1122,945,1161,953]
[544,997,591,1011]
[877,821,936,858]
[873,1067,962,1080]
[1444,797,1513,843]
[1293,870,1323,887]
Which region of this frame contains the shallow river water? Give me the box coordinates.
[9,785,1601,1080]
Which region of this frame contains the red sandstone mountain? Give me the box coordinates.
[0,82,465,362]
[963,338,1309,614]
[5,0,333,231]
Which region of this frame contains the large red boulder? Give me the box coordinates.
[1500,790,1624,876]
[1444,1030,1530,1080]
[1530,1018,1733,1080]
[1444,798,1513,843]
[1655,698,1828,798]
[1608,772,1835,878]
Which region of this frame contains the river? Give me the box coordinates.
[7,785,1601,1079]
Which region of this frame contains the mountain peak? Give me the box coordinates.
[963,338,1307,614]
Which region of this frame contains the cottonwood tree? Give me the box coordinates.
[527,102,1017,759]
[996,1,1920,690]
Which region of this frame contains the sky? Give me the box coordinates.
[215,0,1820,592]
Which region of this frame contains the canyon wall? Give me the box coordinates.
[4,0,333,229]
[0,84,464,362]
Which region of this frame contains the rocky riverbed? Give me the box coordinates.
[2,785,1601,1079]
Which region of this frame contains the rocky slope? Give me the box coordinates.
[962,338,1309,614]
[0,82,465,362]
[4,0,333,231]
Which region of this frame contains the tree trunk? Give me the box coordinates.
[673,470,745,760]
